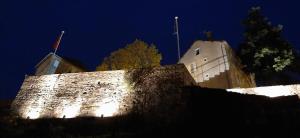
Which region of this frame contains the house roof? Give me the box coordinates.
[35,53,87,71]
[35,52,62,68]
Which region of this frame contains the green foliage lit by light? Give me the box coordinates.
[272,50,294,72]
[237,6,296,85]
[238,7,295,72]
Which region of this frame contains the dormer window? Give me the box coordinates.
[195,48,200,55]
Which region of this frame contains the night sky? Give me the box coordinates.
[1,0,300,99]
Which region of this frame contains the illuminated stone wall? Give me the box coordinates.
[227,84,300,97]
[11,64,196,119]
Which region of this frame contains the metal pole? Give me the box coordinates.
[175,16,181,61]
[54,31,65,55]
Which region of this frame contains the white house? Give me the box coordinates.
[179,40,256,89]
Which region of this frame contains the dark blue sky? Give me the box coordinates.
[1,0,300,99]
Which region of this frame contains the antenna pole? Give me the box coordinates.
[175,16,181,61]
[53,31,65,55]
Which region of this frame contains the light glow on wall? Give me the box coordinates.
[59,95,82,118]
[23,75,58,119]
[25,99,43,119]
[93,71,131,117]
[94,99,119,117]
[227,85,300,97]
[19,70,133,119]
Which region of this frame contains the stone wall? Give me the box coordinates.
[226,45,256,88]
[227,84,300,97]
[11,64,196,119]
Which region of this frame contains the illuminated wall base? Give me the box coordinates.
[227,84,300,97]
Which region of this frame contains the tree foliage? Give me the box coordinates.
[96,39,162,71]
[237,7,296,85]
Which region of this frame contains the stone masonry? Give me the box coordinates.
[11,64,196,119]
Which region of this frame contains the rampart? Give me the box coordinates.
[11,64,196,119]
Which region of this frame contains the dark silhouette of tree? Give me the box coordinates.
[96,39,162,71]
[237,7,296,85]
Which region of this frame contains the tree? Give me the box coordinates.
[96,39,162,71]
[237,7,296,85]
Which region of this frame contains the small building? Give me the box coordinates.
[35,53,86,75]
[179,40,256,89]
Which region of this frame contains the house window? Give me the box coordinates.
[53,60,60,67]
[190,63,196,73]
[195,48,200,55]
[204,73,209,80]
[203,58,208,62]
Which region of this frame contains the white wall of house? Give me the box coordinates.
[179,40,230,82]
